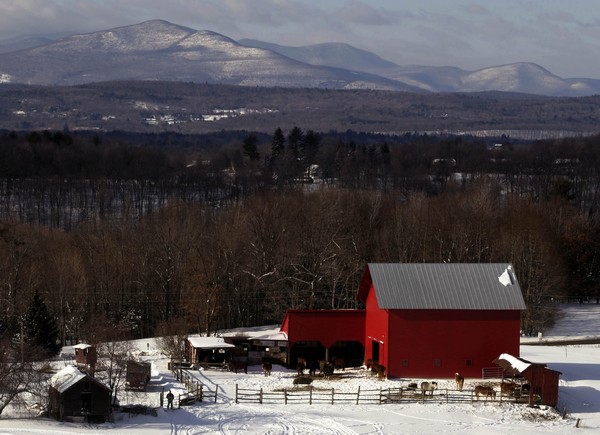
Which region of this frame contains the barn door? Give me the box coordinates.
[372,340,380,362]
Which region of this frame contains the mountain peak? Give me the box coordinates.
[1,21,599,96]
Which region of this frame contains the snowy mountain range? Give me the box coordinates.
[1,20,599,97]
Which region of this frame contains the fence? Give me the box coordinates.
[234,385,523,406]
[169,367,219,407]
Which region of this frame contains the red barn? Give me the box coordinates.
[358,263,526,379]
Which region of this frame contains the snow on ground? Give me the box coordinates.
[1,303,599,434]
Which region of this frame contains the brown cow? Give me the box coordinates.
[321,361,335,379]
[474,385,496,400]
[372,363,386,379]
[334,357,345,371]
[455,372,465,391]
[296,361,306,376]
[500,381,518,396]
[228,361,248,374]
[262,362,272,376]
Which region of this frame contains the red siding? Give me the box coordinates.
[523,365,561,407]
[281,310,365,348]
[363,283,389,366]
[386,309,521,378]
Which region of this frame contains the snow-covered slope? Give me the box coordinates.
[0,20,418,91]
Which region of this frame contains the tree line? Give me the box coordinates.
[0,128,599,350]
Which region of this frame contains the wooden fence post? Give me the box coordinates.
[356,386,361,405]
[235,384,239,404]
[284,388,288,405]
[260,387,263,404]
[331,388,334,405]
[309,386,313,405]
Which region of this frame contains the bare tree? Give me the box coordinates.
[0,334,49,417]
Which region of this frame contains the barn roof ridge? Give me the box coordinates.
[362,263,527,310]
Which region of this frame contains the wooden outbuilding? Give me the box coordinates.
[125,360,152,390]
[357,263,527,379]
[73,343,97,373]
[493,353,561,407]
[280,309,365,368]
[185,336,235,366]
[48,365,111,423]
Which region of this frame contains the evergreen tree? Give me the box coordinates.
[242,134,260,161]
[304,130,321,164]
[287,126,304,161]
[24,292,61,357]
[270,127,285,164]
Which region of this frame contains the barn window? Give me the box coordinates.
[402,359,409,367]
[434,359,441,367]
[465,359,473,367]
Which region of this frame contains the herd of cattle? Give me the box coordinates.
[227,361,529,400]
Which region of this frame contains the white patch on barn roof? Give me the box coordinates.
[498,266,514,286]
[497,353,531,373]
[48,365,87,393]
[73,343,92,349]
[187,336,235,349]
[251,331,288,341]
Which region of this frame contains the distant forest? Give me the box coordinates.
[0,127,599,346]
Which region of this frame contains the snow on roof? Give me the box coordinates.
[49,365,88,393]
[187,336,235,349]
[495,353,531,373]
[251,331,288,342]
[73,343,92,350]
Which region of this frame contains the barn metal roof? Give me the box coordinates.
[366,263,526,310]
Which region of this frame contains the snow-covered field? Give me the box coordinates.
[1,304,599,434]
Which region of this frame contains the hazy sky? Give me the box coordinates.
[1,0,599,78]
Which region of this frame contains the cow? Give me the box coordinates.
[228,360,248,374]
[308,360,319,377]
[421,381,438,396]
[296,361,306,376]
[262,362,272,376]
[321,361,335,379]
[367,360,385,379]
[455,372,465,391]
[474,385,496,400]
[370,363,386,379]
[500,381,518,396]
[333,357,345,371]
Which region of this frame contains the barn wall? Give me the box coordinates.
[283,310,365,348]
[363,283,389,367]
[387,309,521,379]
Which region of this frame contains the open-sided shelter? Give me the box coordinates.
[280,309,365,368]
[48,365,111,423]
[358,263,527,378]
[185,336,235,366]
[493,353,561,407]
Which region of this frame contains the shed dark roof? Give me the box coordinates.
[361,263,526,310]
